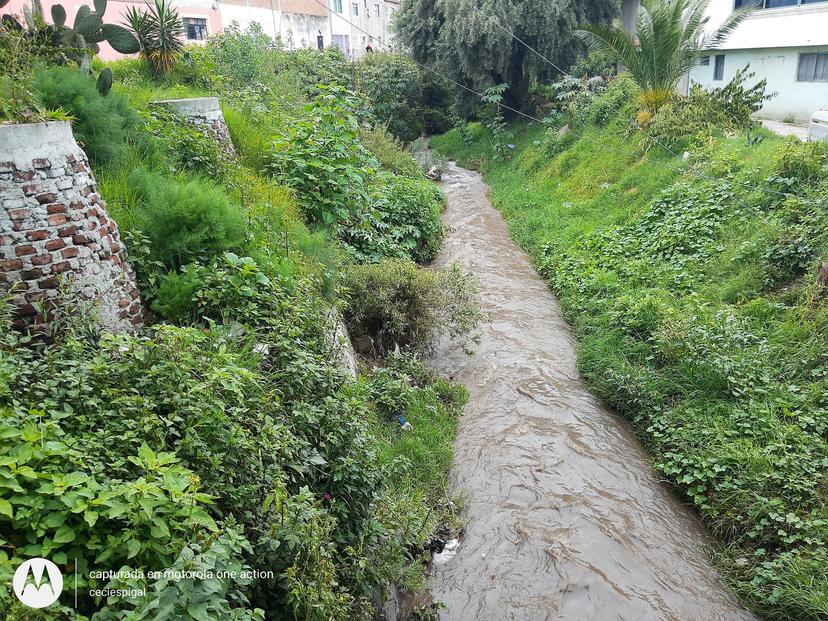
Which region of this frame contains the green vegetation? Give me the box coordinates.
[432,74,828,620]
[576,0,750,114]
[395,0,618,112]
[0,27,482,621]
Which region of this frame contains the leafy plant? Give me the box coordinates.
[341,171,445,263]
[268,85,379,226]
[124,0,183,78]
[142,106,225,178]
[481,84,514,161]
[354,52,424,142]
[34,65,138,164]
[576,0,752,112]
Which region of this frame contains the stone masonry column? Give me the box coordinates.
[0,121,144,333]
[151,97,237,159]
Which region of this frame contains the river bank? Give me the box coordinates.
[427,161,755,620]
[430,120,828,620]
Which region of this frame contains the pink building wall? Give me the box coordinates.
[2,0,224,60]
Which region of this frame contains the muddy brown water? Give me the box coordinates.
[427,163,757,621]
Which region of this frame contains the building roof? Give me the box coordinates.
[702,2,828,50]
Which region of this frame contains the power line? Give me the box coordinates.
[464,1,821,207]
[307,0,821,214]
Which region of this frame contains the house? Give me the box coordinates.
[328,0,399,58]
[218,0,330,50]
[3,0,397,60]
[622,0,828,122]
[3,0,224,60]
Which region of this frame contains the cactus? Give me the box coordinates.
[6,0,140,56]
[96,67,113,96]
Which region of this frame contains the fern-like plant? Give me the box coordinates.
[576,0,752,113]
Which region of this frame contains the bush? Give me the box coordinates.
[273,47,351,97]
[206,21,277,86]
[342,259,485,356]
[354,53,424,142]
[648,66,773,149]
[34,66,139,165]
[268,85,378,225]
[570,48,617,79]
[130,169,246,269]
[360,125,424,179]
[142,106,225,178]
[341,171,445,263]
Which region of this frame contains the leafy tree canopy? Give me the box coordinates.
[395,0,619,113]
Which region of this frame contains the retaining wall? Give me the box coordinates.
[151,97,237,158]
[0,121,143,333]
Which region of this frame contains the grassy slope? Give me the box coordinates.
[92,60,463,603]
[432,121,828,620]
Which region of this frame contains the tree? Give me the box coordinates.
[395,0,618,114]
[576,0,750,112]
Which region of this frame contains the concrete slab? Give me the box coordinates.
[761,119,809,141]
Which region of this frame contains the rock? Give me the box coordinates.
[326,312,358,378]
[354,335,375,356]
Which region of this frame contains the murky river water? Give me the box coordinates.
[428,162,757,621]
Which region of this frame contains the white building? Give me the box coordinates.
[218,0,330,49]
[217,0,397,57]
[328,0,399,57]
[623,0,828,122]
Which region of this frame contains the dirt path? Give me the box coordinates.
[427,162,757,621]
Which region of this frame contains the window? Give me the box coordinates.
[352,2,358,15]
[699,55,710,66]
[332,0,343,13]
[317,35,324,50]
[798,52,828,81]
[735,0,827,7]
[713,54,725,80]
[374,3,380,16]
[183,17,208,41]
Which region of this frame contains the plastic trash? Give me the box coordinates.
[397,415,413,431]
[432,539,460,566]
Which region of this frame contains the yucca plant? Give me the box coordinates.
[576,0,752,114]
[124,0,182,78]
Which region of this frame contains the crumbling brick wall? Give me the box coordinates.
[0,121,143,333]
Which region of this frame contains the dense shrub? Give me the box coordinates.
[268,85,379,226]
[342,259,485,355]
[354,53,424,142]
[205,21,276,86]
[342,171,445,263]
[34,66,138,164]
[273,47,351,97]
[648,67,773,149]
[142,106,225,177]
[360,125,424,179]
[130,169,246,269]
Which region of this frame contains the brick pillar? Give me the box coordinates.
[151,97,237,159]
[0,121,144,333]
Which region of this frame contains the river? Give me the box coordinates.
[427,162,757,621]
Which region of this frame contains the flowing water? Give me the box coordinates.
[427,162,757,621]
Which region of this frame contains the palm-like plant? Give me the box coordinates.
[124,0,182,78]
[576,0,752,113]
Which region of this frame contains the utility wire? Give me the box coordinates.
[308,0,820,213]
[464,0,822,207]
